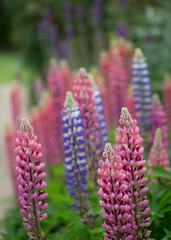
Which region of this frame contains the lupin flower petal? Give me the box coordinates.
[15,119,48,240]
[62,92,89,217]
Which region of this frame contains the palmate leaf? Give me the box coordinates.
[156,188,171,212]
[149,180,171,223]
[161,228,171,240]
[160,206,171,213]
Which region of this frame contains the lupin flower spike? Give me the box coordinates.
[47,59,65,160]
[108,48,128,126]
[98,143,136,240]
[73,68,99,189]
[62,92,90,218]
[15,118,48,240]
[149,128,170,172]
[151,94,168,147]
[115,107,151,239]
[4,126,18,197]
[163,75,171,143]
[90,74,108,155]
[132,48,152,132]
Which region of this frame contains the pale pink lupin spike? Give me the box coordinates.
[4,127,18,197]
[149,128,170,173]
[151,94,168,147]
[47,59,65,161]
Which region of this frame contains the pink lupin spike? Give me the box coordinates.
[163,75,171,145]
[47,59,65,161]
[15,118,48,239]
[4,126,18,197]
[149,128,170,173]
[98,108,151,240]
[115,108,151,239]
[98,143,135,240]
[151,94,168,147]
[73,68,100,189]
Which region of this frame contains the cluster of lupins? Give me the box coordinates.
[4,37,171,239]
[98,108,151,240]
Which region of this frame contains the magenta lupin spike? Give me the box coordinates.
[15,118,48,239]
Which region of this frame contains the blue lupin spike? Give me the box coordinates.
[61,91,89,216]
[132,48,152,132]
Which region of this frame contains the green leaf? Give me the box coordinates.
[150,181,159,211]
[160,206,171,213]
[90,227,104,234]
[164,228,171,237]
[151,166,171,180]
[156,188,171,212]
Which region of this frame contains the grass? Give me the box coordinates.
[0,51,33,83]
